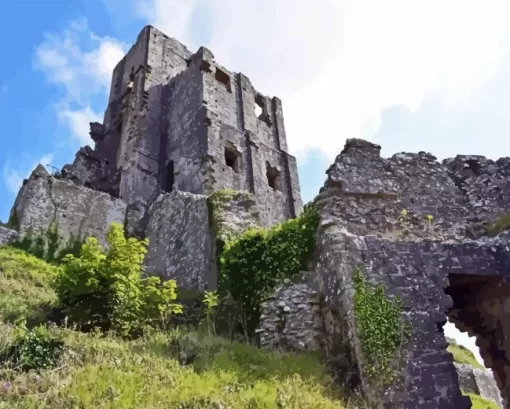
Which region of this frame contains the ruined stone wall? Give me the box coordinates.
[0,226,17,246]
[144,190,214,291]
[454,363,502,407]
[288,138,510,408]
[144,189,261,291]
[11,165,126,248]
[163,53,209,195]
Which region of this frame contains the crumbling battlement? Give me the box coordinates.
[316,138,510,242]
[61,25,302,233]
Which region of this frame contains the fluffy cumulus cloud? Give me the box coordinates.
[2,154,54,195]
[34,18,127,145]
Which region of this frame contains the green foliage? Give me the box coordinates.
[0,246,59,324]
[353,267,411,384]
[447,339,485,370]
[218,204,319,335]
[0,322,346,408]
[10,227,83,264]
[1,324,64,371]
[487,213,510,237]
[54,223,182,336]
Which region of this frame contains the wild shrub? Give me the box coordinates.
[218,204,319,335]
[54,223,182,336]
[1,325,64,371]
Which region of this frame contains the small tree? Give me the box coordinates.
[55,223,182,336]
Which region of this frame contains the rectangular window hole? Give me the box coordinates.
[215,68,232,93]
[225,146,241,173]
[266,162,281,191]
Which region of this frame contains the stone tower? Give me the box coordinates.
[62,25,302,233]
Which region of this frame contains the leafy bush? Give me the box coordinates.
[218,204,319,335]
[1,325,64,371]
[0,246,59,324]
[54,223,182,336]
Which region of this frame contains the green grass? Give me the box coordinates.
[0,246,59,324]
[447,339,485,370]
[0,244,501,408]
[0,245,347,409]
[0,323,348,408]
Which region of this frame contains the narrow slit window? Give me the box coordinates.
[165,161,174,192]
[116,120,123,135]
[215,68,232,93]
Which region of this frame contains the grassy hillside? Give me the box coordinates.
[0,245,501,408]
[0,246,347,408]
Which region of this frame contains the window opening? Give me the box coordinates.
[224,147,240,173]
[266,163,280,191]
[215,68,232,93]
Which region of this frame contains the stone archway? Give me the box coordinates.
[447,271,510,405]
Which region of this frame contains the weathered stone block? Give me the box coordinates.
[11,165,127,247]
[144,190,215,291]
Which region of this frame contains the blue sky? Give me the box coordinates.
[3,0,510,363]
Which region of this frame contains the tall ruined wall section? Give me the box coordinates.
[258,139,510,409]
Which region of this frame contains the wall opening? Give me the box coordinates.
[215,68,232,93]
[255,94,271,125]
[116,120,123,135]
[266,163,281,191]
[254,96,264,118]
[224,145,241,173]
[444,272,507,406]
[165,161,174,193]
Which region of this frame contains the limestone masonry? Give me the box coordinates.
[7,25,510,409]
[9,25,302,289]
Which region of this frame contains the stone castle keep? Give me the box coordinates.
[5,25,510,409]
[62,25,301,233]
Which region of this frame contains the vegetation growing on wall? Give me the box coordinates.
[217,204,319,335]
[486,213,510,237]
[10,226,83,264]
[55,222,182,336]
[353,267,411,384]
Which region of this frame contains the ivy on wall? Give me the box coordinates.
[216,202,319,335]
[353,267,411,383]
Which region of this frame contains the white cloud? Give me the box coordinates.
[136,0,510,161]
[58,106,102,146]
[2,154,54,195]
[34,19,126,145]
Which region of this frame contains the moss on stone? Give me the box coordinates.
[207,188,255,240]
[486,213,510,237]
[447,339,485,370]
[464,393,500,409]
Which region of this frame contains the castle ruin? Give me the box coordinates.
[6,25,510,409]
[61,25,301,235]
